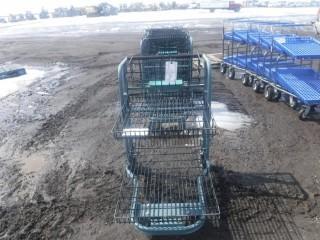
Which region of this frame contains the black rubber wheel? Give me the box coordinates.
[241,74,250,86]
[248,75,254,86]
[264,85,274,101]
[252,80,260,93]
[227,68,235,80]
[298,108,308,121]
[272,90,281,102]
[289,96,298,109]
[220,63,227,74]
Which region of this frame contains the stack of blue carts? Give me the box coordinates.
[221,20,320,120]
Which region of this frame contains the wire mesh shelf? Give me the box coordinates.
[114,167,220,227]
[113,98,214,138]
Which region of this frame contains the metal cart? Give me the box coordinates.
[112,54,219,236]
[140,28,193,56]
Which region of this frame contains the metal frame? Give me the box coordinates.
[113,53,218,236]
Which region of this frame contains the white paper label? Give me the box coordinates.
[165,61,178,83]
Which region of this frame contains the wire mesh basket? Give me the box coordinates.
[141,28,193,56]
[114,171,220,233]
[123,136,212,175]
[113,54,213,139]
[114,147,220,235]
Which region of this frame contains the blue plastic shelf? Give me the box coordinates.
[224,55,248,68]
[273,68,320,105]
[250,33,295,50]
[233,29,259,42]
[257,61,297,79]
[247,31,271,45]
[224,55,262,71]
[224,32,243,42]
[224,29,261,44]
[273,36,320,59]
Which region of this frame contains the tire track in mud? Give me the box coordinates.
[213,81,249,115]
[0,164,122,240]
[24,72,115,151]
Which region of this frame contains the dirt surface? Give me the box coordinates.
[0,22,320,240]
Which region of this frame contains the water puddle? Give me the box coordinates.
[22,153,47,174]
[0,68,45,98]
[212,101,252,131]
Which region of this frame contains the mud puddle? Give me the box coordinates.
[22,153,47,174]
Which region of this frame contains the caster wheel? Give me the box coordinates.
[241,74,250,86]
[220,63,227,74]
[289,96,298,109]
[227,68,235,80]
[273,90,281,102]
[299,108,308,121]
[248,75,254,87]
[252,80,260,93]
[264,85,274,101]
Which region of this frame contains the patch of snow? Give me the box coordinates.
[212,101,252,131]
[110,27,120,32]
[0,68,45,99]
[0,8,317,37]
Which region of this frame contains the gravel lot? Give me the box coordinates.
[0,9,319,239]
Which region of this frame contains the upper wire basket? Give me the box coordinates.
[113,54,214,139]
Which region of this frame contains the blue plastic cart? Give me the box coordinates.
[221,20,320,120]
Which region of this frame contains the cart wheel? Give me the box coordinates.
[289,96,297,109]
[298,108,308,121]
[272,90,281,102]
[248,75,254,87]
[264,85,274,101]
[220,63,227,74]
[227,68,235,80]
[252,80,260,93]
[241,74,250,86]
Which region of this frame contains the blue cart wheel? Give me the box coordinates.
[241,74,250,86]
[264,85,274,101]
[249,75,254,86]
[299,108,308,121]
[220,63,227,74]
[227,68,235,80]
[289,96,298,109]
[272,90,281,102]
[252,80,260,93]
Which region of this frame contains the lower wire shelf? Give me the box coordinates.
[114,166,220,235]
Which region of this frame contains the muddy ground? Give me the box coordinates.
[0,24,320,240]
